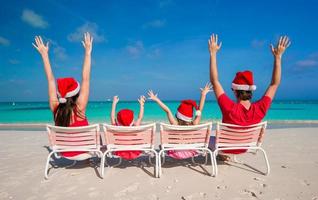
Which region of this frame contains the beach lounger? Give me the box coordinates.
[101,123,158,178]
[212,121,270,176]
[44,124,103,179]
[158,122,214,177]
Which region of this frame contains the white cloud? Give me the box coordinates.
[143,19,166,29]
[47,39,68,61]
[251,39,266,48]
[126,41,144,58]
[294,52,318,72]
[0,36,10,46]
[21,9,49,29]
[296,59,318,68]
[147,48,161,59]
[67,22,106,43]
[53,46,67,60]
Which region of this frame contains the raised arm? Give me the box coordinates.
[208,34,224,99]
[134,95,146,126]
[148,90,178,125]
[111,96,119,125]
[33,36,58,112]
[193,83,213,125]
[264,36,291,99]
[77,32,93,112]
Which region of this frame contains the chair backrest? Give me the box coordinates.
[215,121,267,149]
[102,123,156,150]
[160,122,212,149]
[46,124,101,151]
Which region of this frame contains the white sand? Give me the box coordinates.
[0,127,318,200]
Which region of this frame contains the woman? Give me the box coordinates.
[208,34,290,156]
[33,32,94,160]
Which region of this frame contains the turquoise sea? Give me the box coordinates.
[0,101,318,124]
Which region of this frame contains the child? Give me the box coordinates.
[110,95,146,160]
[147,83,212,159]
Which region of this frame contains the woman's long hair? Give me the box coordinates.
[54,94,84,127]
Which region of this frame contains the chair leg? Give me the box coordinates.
[206,149,215,177]
[191,156,196,165]
[161,152,166,166]
[96,150,104,178]
[204,152,208,165]
[149,150,159,178]
[232,155,244,164]
[54,152,61,159]
[158,150,165,177]
[258,148,270,175]
[104,151,122,168]
[212,150,218,176]
[102,150,125,178]
[44,151,55,179]
[155,152,159,178]
[113,157,122,167]
[65,160,77,168]
[191,151,208,165]
[148,151,156,166]
[101,150,111,178]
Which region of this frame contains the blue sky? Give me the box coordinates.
[0,0,318,101]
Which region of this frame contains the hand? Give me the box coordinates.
[147,90,158,101]
[270,36,291,58]
[200,82,213,95]
[113,96,119,104]
[138,95,146,106]
[82,32,93,55]
[208,34,222,55]
[32,36,49,56]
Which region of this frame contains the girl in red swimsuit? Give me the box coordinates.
[110,95,146,160]
[33,32,94,160]
[147,83,212,160]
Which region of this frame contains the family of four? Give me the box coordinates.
[33,33,290,161]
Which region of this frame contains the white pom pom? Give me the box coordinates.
[59,98,67,103]
[195,110,202,116]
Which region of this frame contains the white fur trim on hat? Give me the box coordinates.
[58,98,67,104]
[116,120,134,126]
[57,81,81,99]
[176,112,193,122]
[195,110,201,116]
[231,83,256,91]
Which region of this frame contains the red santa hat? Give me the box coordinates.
[117,109,134,126]
[231,71,256,91]
[56,77,80,103]
[176,100,199,122]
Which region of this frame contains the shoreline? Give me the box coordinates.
[1,120,318,131]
